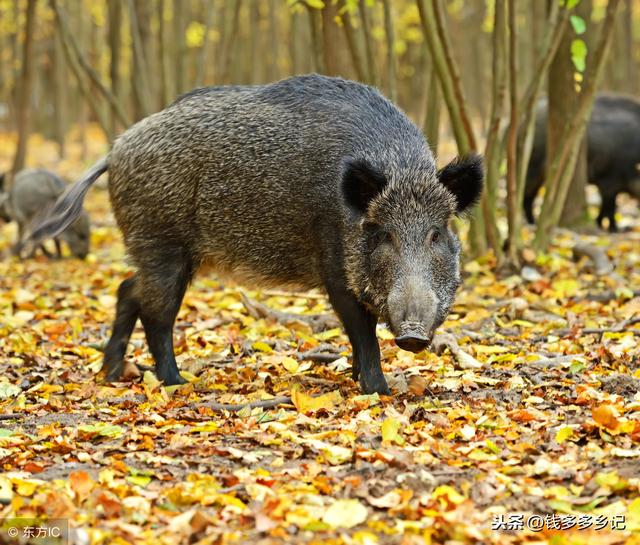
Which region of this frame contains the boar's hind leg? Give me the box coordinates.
[597,190,618,232]
[54,238,63,258]
[598,193,618,233]
[326,283,390,395]
[103,275,140,381]
[136,253,193,386]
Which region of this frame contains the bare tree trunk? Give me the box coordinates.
[77,7,88,161]
[359,0,378,86]
[482,0,508,262]
[130,0,153,119]
[53,30,67,158]
[505,0,519,265]
[562,138,589,226]
[219,0,242,83]
[531,0,544,65]
[342,7,366,82]
[457,2,487,131]
[423,68,441,152]
[247,2,260,82]
[108,0,122,135]
[416,0,483,254]
[289,11,302,75]
[6,1,21,131]
[173,0,186,94]
[535,0,622,249]
[197,1,216,86]
[11,0,37,179]
[321,1,341,76]
[158,0,172,106]
[51,0,130,129]
[609,2,627,90]
[307,5,324,73]
[515,1,569,210]
[50,0,113,137]
[548,0,591,229]
[382,0,397,102]
[623,0,635,92]
[416,0,476,153]
[269,0,281,80]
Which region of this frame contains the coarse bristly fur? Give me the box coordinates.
[27,74,483,395]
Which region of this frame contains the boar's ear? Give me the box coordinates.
[437,154,484,215]
[341,158,388,215]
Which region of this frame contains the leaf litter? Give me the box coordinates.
[0,144,639,544]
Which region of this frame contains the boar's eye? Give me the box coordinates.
[365,223,391,247]
[428,229,441,246]
[372,229,392,247]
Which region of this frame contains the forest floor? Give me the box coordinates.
[0,132,639,545]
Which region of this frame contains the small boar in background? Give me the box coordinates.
[525,94,640,232]
[28,75,483,395]
[0,169,90,258]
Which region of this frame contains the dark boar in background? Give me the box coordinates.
[525,94,640,232]
[28,75,483,395]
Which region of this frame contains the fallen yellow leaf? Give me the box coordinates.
[381,417,405,446]
[291,388,342,413]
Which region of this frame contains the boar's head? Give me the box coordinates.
[342,154,483,352]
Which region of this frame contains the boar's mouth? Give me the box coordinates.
[393,321,434,353]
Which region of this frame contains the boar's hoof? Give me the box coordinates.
[104,362,125,382]
[395,334,431,353]
[359,374,391,396]
[157,370,188,386]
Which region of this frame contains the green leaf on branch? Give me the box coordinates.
[571,38,587,72]
[562,0,582,8]
[305,0,325,8]
[570,15,586,35]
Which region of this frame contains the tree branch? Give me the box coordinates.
[51,0,131,128]
[535,0,622,249]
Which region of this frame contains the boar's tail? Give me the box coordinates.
[28,157,108,243]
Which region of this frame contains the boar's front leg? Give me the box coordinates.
[54,238,63,258]
[11,222,25,258]
[325,282,390,395]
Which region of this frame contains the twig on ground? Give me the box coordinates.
[573,289,640,302]
[297,344,343,363]
[262,289,327,300]
[193,395,293,412]
[240,292,339,332]
[0,414,22,420]
[548,316,640,337]
[525,354,584,368]
[432,333,483,369]
[298,352,342,363]
[458,328,485,341]
[217,484,246,494]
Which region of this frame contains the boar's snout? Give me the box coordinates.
[395,333,432,353]
[387,277,438,353]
